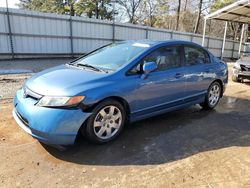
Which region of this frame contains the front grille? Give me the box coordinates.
[240,64,250,72]
[23,87,42,100]
[15,110,29,127]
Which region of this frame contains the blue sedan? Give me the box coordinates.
[13,40,228,145]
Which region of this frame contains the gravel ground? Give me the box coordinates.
[0,74,32,102]
[0,58,73,103]
[0,58,72,74]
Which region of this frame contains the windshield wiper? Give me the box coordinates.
[69,63,106,73]
[77,64,102,72]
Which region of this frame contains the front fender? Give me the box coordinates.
[83,87,126,105]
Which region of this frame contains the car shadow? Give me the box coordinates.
[44,96,250,166]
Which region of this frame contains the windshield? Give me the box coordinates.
[73,42,150,71]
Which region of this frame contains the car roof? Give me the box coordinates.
[120,40,202,48]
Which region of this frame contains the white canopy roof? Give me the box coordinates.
[202,0,250,59]
[205,0,250,24]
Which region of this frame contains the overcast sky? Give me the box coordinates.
[0,0,19,8]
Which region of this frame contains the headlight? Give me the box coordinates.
[36,96,85,107]
[233,62,241,70]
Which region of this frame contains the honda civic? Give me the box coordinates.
[13,40,228,145]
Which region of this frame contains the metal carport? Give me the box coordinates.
[202,0,250,59]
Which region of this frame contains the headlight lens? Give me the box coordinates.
[233,62,241,70]
[37,96,85,107]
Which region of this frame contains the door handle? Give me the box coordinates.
[175,73,183,78]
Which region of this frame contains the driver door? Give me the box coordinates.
[128,45,186,119]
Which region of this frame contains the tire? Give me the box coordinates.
[200,81,221,110]
[83,99,126,144]
[232,75,241,82]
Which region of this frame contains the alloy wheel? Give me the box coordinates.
[93,105,122,140]
[208,84,220,107]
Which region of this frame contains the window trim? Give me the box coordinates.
[126,45,183,76]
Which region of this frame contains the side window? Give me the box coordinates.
[184,46,210,65]
[127,46,181,75]
[143,46,181,71]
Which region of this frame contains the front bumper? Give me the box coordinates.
[233,68,250,79]
[13,89,92,145]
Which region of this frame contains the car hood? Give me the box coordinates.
[25,65,110,96]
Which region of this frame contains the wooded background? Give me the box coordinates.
[18,0,248,40]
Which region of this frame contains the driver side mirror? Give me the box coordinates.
[141,61,157,79]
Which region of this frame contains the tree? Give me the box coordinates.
[193,0,202,33]
[183,0,188,11]
[75,0,114,20]
[18,0,75,15]
[153,0,198,32]
[210,0,239,39]
[153,0,170,28]
[19,0,114,19]
[176,0,181,31]
[18,0,242,39]
[136,0,163,26]
[117,0,142,24]
[211,0,235,12]
[182,10,196,32]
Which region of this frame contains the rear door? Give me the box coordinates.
[183,45,214,99]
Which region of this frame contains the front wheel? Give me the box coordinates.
[200,81,221,110]
[83,100,126,144]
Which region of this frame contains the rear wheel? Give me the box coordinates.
[83,100,126,144]
[200,81,221,110]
